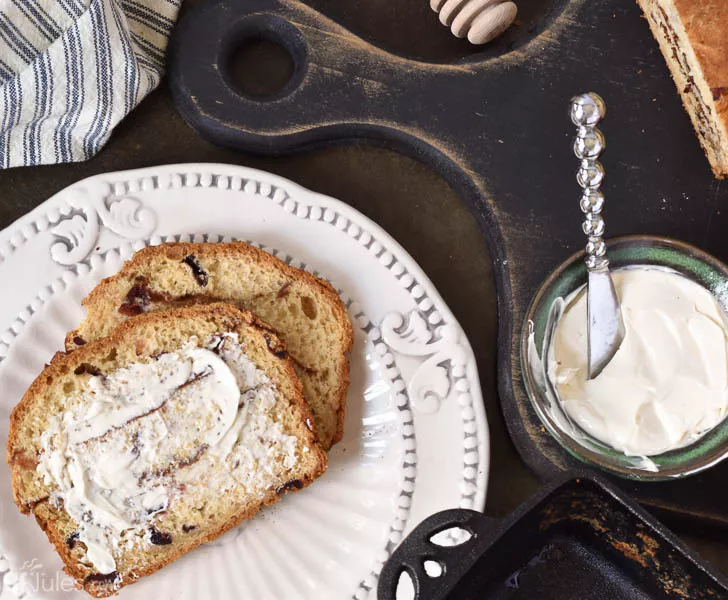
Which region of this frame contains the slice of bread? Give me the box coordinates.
[637,0,728,177]
[66,242,353,450]
[8,303,327,598]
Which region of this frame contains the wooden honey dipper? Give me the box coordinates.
[430,0,517,45]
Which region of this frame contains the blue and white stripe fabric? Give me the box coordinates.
[0,0,181,168]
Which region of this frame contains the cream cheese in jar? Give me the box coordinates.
[547,267,728,456]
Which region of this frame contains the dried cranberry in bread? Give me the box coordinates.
[66,242,353,450]
[8,304,327,598]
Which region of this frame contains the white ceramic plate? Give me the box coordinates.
[0,164,488,600]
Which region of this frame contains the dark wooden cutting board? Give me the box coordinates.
[168,0,728,533]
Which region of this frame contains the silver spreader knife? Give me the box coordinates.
[570,92,625,379]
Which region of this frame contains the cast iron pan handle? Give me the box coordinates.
[167,0,467,154]
[378,508,496,600]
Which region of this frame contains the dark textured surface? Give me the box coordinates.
[378,476,728,600]
[0,0,727,581]
[166,0,728,570]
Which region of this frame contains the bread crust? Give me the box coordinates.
[8,303,327,598]
[672,0,728,100]
[638,0,728,176]
[66,242,353,450]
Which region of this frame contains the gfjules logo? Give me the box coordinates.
[10,558,76,595]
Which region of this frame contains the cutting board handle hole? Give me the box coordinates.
[220,15,308,102]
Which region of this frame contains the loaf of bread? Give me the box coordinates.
[637,0,728,177]
[8,304,327,598]
[66,242,353,450]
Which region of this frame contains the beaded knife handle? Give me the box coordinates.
[570,92,607,271]
[569,92,625,379]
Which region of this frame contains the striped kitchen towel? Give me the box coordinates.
[0,0,182,168]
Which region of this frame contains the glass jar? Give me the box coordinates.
[521,235,728,480]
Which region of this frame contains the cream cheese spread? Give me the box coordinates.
[37,333,301,576]
[548,267,728,457]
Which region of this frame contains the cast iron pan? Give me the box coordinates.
[377,474,728,599]
[167,0,728,530]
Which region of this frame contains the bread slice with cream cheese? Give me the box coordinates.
[65,242,353,450]
[7,303,327,598]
